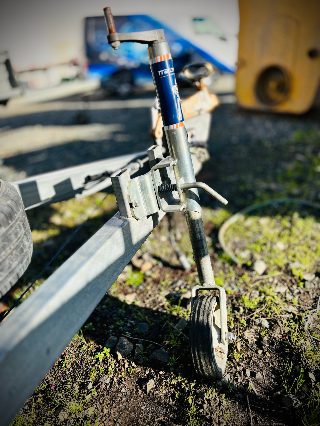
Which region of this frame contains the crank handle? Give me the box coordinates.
[180,182,228,205]
[104,7,165,50]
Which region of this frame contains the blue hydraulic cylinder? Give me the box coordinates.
[149,53,184,129]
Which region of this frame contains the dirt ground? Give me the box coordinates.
[0,87,320,425]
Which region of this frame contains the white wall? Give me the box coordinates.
[0,0,239,71]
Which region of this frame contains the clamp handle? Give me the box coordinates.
[180,182,228,205]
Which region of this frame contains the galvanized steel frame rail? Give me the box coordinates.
[0,210,165,426]
[11,151,148,210]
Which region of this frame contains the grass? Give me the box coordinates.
[280,314,320,426]
[224,210,320,277]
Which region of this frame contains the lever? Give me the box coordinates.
[180,182,228,205]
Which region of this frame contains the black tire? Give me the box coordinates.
[0,179,33,298]
[190,295,228,379]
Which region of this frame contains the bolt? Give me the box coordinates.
[132,199,139,208]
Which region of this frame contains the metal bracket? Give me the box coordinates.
[191,284,228,345]
[112,146,187,219]
[128,172,159,220]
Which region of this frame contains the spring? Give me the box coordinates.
[158,183,177,193]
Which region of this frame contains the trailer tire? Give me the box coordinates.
[0,179,33,298]
[190,295,228,379]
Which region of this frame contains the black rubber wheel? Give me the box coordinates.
[0,179,33,298]
[190,295,228,379]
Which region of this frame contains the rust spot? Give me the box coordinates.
[215,346,225,359]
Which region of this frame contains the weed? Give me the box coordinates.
[186,394,199,426]
[126,271,145,288]
[167,354,180,372]
[94,347,110,362]
[84,322,95,331]
[241,294,260,310]
[166,300,187,318]
[166,332,183,348]
[282,361,305,395]
[89,368,97,382]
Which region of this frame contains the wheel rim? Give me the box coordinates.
[210,302,228,376]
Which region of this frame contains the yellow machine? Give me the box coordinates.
[236,0,320,114]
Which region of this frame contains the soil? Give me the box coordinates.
[0,88,320,426]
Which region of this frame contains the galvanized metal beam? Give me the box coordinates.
[11,151,147,210]
[0,210,165,426]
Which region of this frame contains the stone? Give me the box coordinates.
[275,285,287,293]
[141,262,153,272]
[290,261,302,269]
[253,260,267,275]
[131,256,143,269]
[115,337,133,357]
[255,372,263,381]
[85,407,95,416]
[305,281,315,289]
[150,348,170,363]
[239,249,251,259]
[100,376,110,384]
[243,329,256,343]
[174,318,187,332]
[251,290,259,298]
[308,372,316,382]
[303,273,315,281]
[286,305,298,314]
[146,379,155,394]
[274,241,286,250]
[222,374,230,383]
[125,293,136,304]
[261,319,269,328]
[245,369,251,377]
[134,343,143,358]
[137,322,149,333]
[58,410,68,421]
[180,291,192,307]
[282,394,301,408]
[173,280,185,288]
[105,336,118,349]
